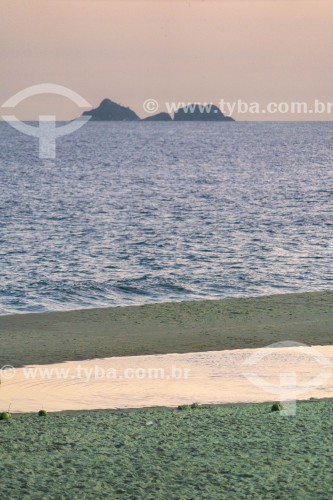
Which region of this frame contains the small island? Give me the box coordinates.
[82,98,140,121]
[142,112,172,122]
[174,104,234,122]
[81,99,234,121]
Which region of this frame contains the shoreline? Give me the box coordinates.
[0,287,332,318]
[1,291,332,368]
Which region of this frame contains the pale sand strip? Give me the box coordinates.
[1,345,332,413]
[1,291,333,368]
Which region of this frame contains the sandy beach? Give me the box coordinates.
[1,345,332,413]
[1,291,332,368]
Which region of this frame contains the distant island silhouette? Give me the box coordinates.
[82,99,140,121]
[143,112,172,122]
[82,99,235,122]
[174,104,234,122]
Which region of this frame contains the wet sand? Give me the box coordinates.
[0,291,332,368]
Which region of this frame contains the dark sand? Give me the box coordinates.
[1,291,332,367]
[1,400,332,499]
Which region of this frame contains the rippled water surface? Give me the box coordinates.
[0,122,332,314]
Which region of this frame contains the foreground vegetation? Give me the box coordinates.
[0,400,332,499]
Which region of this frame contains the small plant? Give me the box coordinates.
[178,403,200,410]
[271,403,282,412]
[38,410,47,417]
[0,412,12,421]
[177,405,189,411]
[0,404,12,421]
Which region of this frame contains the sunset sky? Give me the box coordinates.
[1,0,332,120]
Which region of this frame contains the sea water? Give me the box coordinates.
[0,121,332,314]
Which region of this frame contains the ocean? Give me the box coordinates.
[0,121,332,314]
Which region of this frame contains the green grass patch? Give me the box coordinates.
[0,400,332,499]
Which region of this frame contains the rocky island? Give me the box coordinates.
[82,98,140,121]
[174,104,234,121]
[81,99,234,121]
[142,112,172,122]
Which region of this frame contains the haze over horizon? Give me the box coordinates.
[1,0,332,121]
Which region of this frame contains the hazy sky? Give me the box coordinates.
[1,0,332,120]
